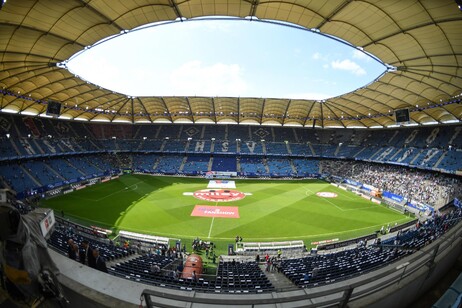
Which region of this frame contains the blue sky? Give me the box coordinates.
[66,18,387,100]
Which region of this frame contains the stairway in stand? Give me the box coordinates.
[259,263,295,291]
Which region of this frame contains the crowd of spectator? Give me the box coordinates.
[321,160,461,207]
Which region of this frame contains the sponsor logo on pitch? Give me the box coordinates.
[316,192,338,198]
[193,189,246,202]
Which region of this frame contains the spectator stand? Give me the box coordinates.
[281,208,462,290]
[316,233,377,253]
[315,219,418,255]
[331,175,431,216]
[48,224,133,262]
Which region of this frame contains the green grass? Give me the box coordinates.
[41,174,413,254]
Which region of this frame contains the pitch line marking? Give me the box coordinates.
[59,214,113,227]
[68,195,95,202]
[305,187,345,211]
[303,185,381,212]
[336,189,356,200]
[96,181,142,201]
[239,218,411,241]
[207,202,218,239]
[320,197,345,212]
[343,206,379,211]
[136,217,411,241]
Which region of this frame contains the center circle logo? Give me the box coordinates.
[193,189,246,202]
[316,192,338,198]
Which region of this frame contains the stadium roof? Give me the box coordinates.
[0,0,461,128]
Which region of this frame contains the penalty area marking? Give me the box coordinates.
[305,188,344,211]
[336,189,356,201]
[304,187,384,213]
[96,181,142,201]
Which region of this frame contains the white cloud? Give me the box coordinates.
[169,61,248,96]
[312,52,328,61]
[69,54,163,96]
[68,55,122,88]
[331,59,366,76]
[69,56,249,97]
[352,49,371,62]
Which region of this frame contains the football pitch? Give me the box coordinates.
[41,174,413,252]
